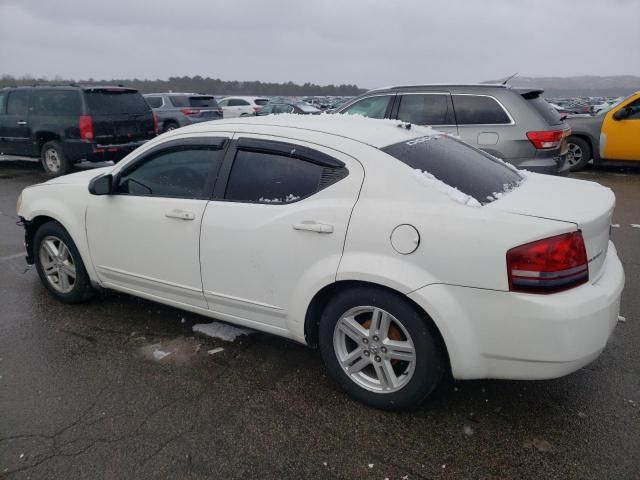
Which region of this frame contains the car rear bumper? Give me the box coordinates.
[64,139,150,163]
[408,241,624,380]
[511,153,568,175]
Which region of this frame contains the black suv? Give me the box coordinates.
[0,85,157,176]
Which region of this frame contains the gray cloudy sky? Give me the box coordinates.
[1,0,639,88]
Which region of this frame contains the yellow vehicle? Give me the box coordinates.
[566,91,640,171]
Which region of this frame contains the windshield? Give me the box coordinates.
[85,90,150,115]
[382,134,523,205]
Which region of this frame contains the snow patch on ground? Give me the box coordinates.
[414,169,481,207]
[193,322,254,341]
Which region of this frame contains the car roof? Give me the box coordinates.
[175,114,439,149]
[369,83,510,92]
[144,92,213,97]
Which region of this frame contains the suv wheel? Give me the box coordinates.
[164,121,179,132]
[41,141,71,177]
[34,221,95,303]
[319,286,445,410]
[566,136,592,172]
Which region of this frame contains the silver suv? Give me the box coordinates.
[336,84,571,174]
[144,93,222,132]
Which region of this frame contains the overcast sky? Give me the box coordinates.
[0,0,638,88]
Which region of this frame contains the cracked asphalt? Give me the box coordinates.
[1,160,639,479]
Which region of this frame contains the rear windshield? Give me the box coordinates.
[296,103,321,113]
[525,95,563,125]
[85,90,150,115]
[254,98,270,106]
[170,95,218,108]
[381,134,523,205]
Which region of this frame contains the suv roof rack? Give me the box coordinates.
[370,83,511,92]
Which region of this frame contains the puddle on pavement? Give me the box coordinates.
[138,336,214,365]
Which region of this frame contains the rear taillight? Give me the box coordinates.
[152,112,158,134]
[526,130,564,149]
[180,108,200,116]
[507,231,588,294]
[79,115,93,140]
[253,106,262,113]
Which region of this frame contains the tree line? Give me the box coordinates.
[0,75,365,96]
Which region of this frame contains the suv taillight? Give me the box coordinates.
[79,115,93,140]
[152,112,158,134]
[526,130,563,149]
[180,108,200,116]
[507,231,588,294]
[253,106,262,113]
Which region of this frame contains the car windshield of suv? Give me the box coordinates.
[85,89,150,115]
[382,134,523,205]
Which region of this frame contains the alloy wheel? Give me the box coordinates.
[566,142,583,167]
[39,235,76,294]
[333,306,416,393]
[44,148,61,173]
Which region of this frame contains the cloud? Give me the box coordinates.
[0,0,638,87]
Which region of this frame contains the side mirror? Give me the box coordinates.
[613,107,631,121]
[88,174,113,195]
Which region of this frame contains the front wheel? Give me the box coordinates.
[34,221,95,303]
[319,286,445,410]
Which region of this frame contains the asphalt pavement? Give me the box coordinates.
[1,160,638,479]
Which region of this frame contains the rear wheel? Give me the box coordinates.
[41,141,72,177]
[319,286,445,410]
[163,121,179,132]
[566,136,592,171]
[34,221,95,303]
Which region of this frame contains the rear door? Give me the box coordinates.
[0,90,31,156]
[86,136,230,307]
[452,94,514,153]
[84,88,156,145]
[199,135,364,330]
[391,92,458,135]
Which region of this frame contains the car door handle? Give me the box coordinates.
[292,221,334,234]
[16,121,27,126]
[165,209,196,221]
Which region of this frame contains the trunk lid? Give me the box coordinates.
[84,88,156,145]
[487,173,614,282]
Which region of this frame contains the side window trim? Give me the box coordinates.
[236,137,345,168]
[452,93,515,126]
[391,92,456,126]
[113,137,229,200]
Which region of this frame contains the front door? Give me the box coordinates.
[199,135,364,330]
[0,90,31,156]
[86,137,230,308]
[601,94,640,161]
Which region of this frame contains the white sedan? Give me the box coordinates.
[17,115,624,410]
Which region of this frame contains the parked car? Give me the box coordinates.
[0,85,156,176]
[144,93,222,132]
[257,101,321,115]
[335,84,571,174]
[217,96,270,117]
[17,115,624,410]
[565,91,640,171]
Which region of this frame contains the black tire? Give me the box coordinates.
[163,121,179,132]
[566,136,592,172]
[319,286,445,410]
[34,221,95,304]
[41,141,72,177]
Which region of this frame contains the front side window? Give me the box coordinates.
[225,150,325,204]
[145,96,163,108]
[30,90,82,116]
[7,91,29,116]
[382,134,523,205]
[396,94,452,125]
[453,95,511,125]
[273,104,294,114]
[341,95,392,119]
[622,98,640,119]
[116,145,224,198]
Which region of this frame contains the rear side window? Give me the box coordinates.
[341,95,392,119]
[85,90,150,115]
[0,92,5,114]
[453,95,511,125]
[116,145,224,198]
[396,94,453,125]
[7,91,29,116]
[30,90,81,116]
[225,150,325,204]
[145,96,163,108]
[381,134,523,205]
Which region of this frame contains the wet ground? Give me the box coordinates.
[1,160,639,479]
